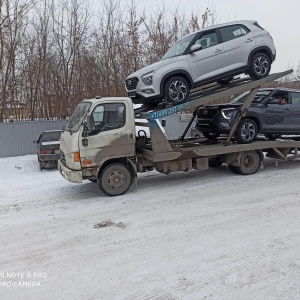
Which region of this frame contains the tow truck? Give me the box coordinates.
[58,69,300,196]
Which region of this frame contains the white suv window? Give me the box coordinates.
[161,33,197,60]
[194,31,218,49]
[219,25,250,42]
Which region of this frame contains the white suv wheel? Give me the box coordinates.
[249,52,271,79]
[164,76,190,104]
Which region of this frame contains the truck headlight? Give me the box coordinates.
[141,70,154,85]
[221,108,236,119]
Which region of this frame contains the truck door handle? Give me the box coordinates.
[245,38,254,43]
[214,49,222,53]
[284,108,291,111]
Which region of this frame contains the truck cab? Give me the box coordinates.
[59,97,136,184]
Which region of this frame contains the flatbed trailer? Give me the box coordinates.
[58,69,300,196]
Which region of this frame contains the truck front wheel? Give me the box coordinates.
[98,163,132,196]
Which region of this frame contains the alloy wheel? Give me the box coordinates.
[168,80,188,103]
[240,122,256,142]
[254,56,269,76]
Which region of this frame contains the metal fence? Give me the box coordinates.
[0,115,196,158]
[0,120,68,158]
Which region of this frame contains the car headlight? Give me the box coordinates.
[141,70,154,85]
[221,108,236,119]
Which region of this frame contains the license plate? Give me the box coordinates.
[55,150,60,154]
[128,91,136,97]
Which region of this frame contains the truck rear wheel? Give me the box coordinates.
[98,163,132,196]
[229,151,261,175]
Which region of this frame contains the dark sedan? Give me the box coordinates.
[195,88,300,143]
[34,130,62,169]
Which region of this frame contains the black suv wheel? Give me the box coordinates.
[249,52,271,79]
[164,76,190,104]
[235,118,258,144]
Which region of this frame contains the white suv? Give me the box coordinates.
[125,20,276,105]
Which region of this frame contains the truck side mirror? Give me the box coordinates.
[86,115,95,131]
[161,119,166,127]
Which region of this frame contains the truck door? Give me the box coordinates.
[262,91,292,132]
[79,102,135,167]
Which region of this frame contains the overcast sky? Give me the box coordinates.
[113,0,300,74]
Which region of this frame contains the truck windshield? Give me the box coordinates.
[229,90,272,104]
[161,33,196,60]
[65,102,92,133]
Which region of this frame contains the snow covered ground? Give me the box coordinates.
[1,154,300,300]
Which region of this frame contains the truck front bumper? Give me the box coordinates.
[58,159,82,183]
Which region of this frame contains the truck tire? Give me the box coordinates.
[230,151,261,175]
[164,76,190,104]
[98,163,132,196]
[249,52,271,79]
[228,164,240,174]
[235,118,258,144]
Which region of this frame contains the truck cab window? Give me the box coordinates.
[92,103,126,134]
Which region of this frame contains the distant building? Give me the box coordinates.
[0,100,29,121]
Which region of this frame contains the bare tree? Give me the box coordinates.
[8,0,295,121]
[142,6,181,65]
[0,0,34,121]
[50,0,91,117]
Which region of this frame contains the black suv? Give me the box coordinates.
[195,88,300,143]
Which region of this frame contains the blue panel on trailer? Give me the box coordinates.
[148,103,192,120]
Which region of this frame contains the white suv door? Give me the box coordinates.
[187,30,226,82]
[218,24,256,72]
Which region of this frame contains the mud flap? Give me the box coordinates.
[127,158,138,187]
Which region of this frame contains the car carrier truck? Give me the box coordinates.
[58,69,300,196]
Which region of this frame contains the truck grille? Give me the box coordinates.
[197,108,219,118]
[126,77,139,90]
[60,150,66,166]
